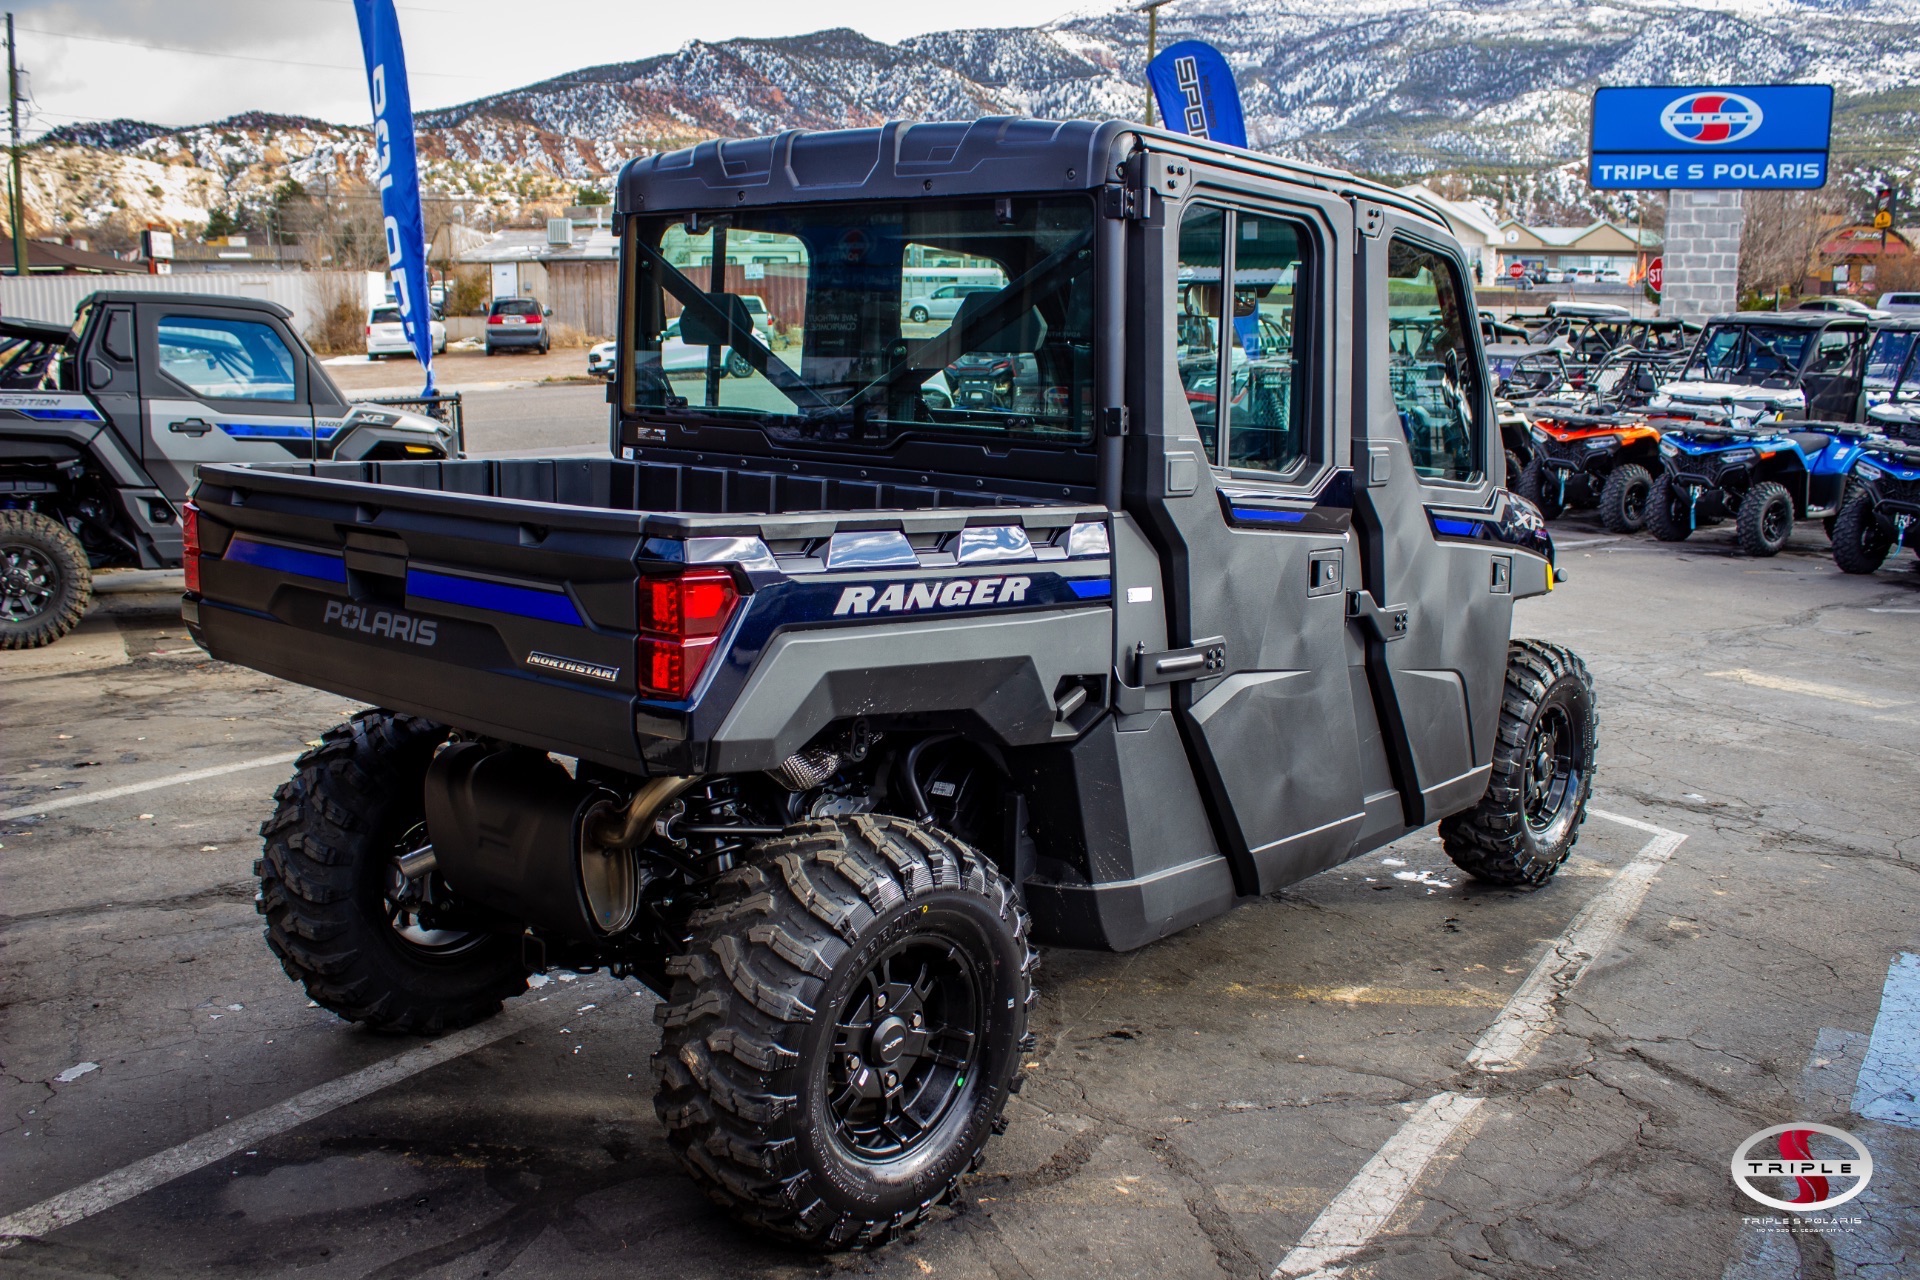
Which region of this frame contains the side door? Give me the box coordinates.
[1132,175,1375,895]
[1349,207,1513,826]
[1802,323,1865,422]
[137,304,317,498]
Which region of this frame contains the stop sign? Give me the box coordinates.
[1508,260,1525,280]
[1646,256,1663,294]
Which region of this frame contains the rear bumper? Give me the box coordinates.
[486,327,545,348]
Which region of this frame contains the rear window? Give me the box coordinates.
[1884,294,1920,306]
[493,298,540,316]
[370,307,401,324]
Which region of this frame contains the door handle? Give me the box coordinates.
[168,418,213,436]
[1348,590,1410,642]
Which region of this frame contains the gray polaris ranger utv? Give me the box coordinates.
[182,118,1596,1249]
[0,292,455,648]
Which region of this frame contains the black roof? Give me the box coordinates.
[75,290,294,319]
[617,117,1441,230]
[1870,315,1920,331]
[0,315,75,341]
[1704,311,1864,329]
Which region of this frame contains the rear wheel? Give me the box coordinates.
[1646,474,1692,542]
[1517,457,1562,519]
[1598,463,1652,534]
[1441,641,1596,887]
[908,306,930,324]
[1503,449,1524,488]
[1831,493,1892,575]
[727,351,753,379]
[256,710,528,1033]
[1736,481,1794,557]
[654,814,1034,1250]
[0,509,92,650]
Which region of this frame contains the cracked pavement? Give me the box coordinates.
[1,507,1915,1279]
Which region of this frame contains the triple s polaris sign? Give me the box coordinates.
[1589,85,1833,191]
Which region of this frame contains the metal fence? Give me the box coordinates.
[0,271,366,338]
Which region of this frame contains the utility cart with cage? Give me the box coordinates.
[181,118,1596,1250]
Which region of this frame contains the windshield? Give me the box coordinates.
[626,196,1097,447]
[1682,324,1815,383]
[1865,329,1919,397]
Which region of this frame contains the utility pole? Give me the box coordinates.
[6,13,25,277]
[1138,0,1172,127]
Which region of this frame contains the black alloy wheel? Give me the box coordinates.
[827,936,984,1162]
[1521,703,1581,844]
[1,543,56,624]
[0,509,92,649]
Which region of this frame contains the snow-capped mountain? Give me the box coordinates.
[26,0,1920,239]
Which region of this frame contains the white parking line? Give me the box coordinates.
[0,981,604,1248]
[1273,809,1686,1279]
[0,754,297,824]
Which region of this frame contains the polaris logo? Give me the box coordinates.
[1660,92,1763,146]
[526,650,621,683]
[833,576,1032,616]
[322,600,438,646]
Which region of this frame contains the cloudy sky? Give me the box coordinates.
[14,0,1104,136]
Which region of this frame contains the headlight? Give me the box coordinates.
[1584,437,1618,451]
[1659,440,1679,457]
[1718,448,1756,464]
[1531,426,1552,443]
[1856,462,1884,482]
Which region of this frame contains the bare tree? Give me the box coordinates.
[1740,189,1846,299]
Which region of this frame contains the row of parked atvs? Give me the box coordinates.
[1491,306,1920,576]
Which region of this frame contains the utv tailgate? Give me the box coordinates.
[184,458,1113,771]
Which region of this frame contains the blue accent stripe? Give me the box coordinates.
[220,422,341,440]
[1853,952,1920,1129]
[1230,506,1308,525]
[1433,517,1483,538]
[223,536,347,583]
[407,568,583,627]
[1068,578,1113,600]
[19,407,104,421]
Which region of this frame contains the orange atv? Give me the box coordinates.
[1516,411,1664,532]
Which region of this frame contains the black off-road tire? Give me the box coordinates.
[1503,448,1524,488]
[1646,473,1692,542]
[1517,456,1562,519]
[0,509,92,650]
[1736,481,1794,557]
[1598,463,1652,534]
[1441,641,1597,887]
[1831,493,1892,575]
[654,814,1036,1250]
[255,710,528,1033]
[1822,479,1863,539]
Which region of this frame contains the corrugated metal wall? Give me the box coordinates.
[0,271,365,338]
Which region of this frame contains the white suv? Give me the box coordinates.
[366,304,447,359]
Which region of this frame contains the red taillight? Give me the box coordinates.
[487,314,505,324]
[365,324,372,335]
[181,500,202,594]
[636,567,740,699]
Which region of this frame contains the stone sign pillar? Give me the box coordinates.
[1661,189,1746,321]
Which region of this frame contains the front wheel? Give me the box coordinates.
[1736,481,1793,557]
[256,711,528,1033]
[1598,463,1652,534]
[1831,492,1892,575]
[727,350,753,379]
[0,509,92,650]
[908,306,930,324]
[1646,474,1692,542]
[1441,641,1596,886]
[655,814,1035,1250]
[1517,457,1562,520]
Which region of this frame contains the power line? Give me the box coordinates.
[14,24,490,79]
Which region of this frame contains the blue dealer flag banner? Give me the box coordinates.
[353,0,436,393]
[1589,85,1832,191]
[1148,42,1247,150]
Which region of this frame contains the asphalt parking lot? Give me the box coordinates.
[2,492,1917,1277]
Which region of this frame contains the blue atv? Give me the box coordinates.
[1648,412,1873,556]
[1833,402,1920,574]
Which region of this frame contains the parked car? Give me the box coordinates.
[1876,291,1920,316]
[902,281,1003,324]
[183,117,1589,1251]
[658,315,775,377]
[1796,297,1891,320]
[485,297,550,355]
[366,304,447,359]
[586,339,617,377]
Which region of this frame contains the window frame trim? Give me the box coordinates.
[1381,228,1490,492]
